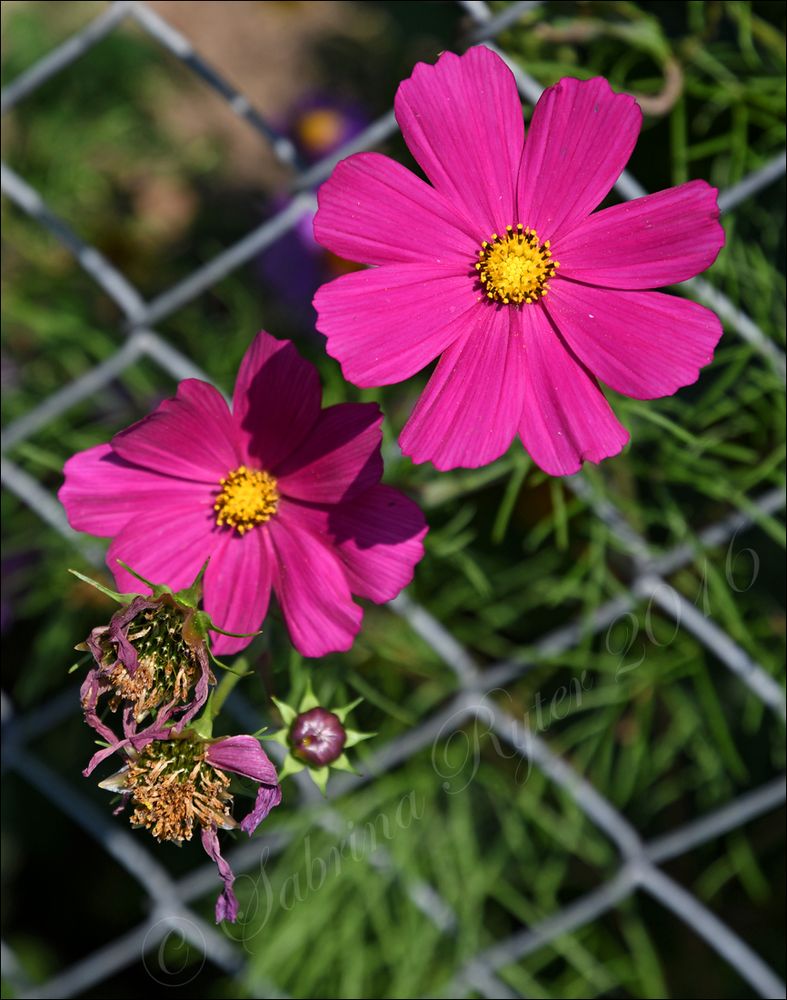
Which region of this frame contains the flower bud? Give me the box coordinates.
[289,707,347,767]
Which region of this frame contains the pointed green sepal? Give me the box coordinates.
[343,729,376,748]
[308,765,331,795]
[271,696,298,727]
[68,568,133,605]
[186,713,214,741]
[333,697,364,723]
[191,608,261,641]
[297,676,321,713]
[269,728,291,749]
[277,756,306,782]
[173,559,209,609]
[328,752,359,776]
[115,560,175,600]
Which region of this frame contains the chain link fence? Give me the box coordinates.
[2,2,785,997]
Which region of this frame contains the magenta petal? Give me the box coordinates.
[204,528,273,656]
[329,485,428,602]
[268,516,362,657]
[394,46,524,233]
[517,77,642,242]
[314,264,480,387]
[201,827,239,923]
[107,502,217,596]
[232,330,322,471]
[60,444,209,538]
[554,181,724,289]
[518,306,629,476]
[314,152,477,266]
[206,735,278,785]
[240,784,282,837]
[545,282,723,400]
[275,403,383,504]
[399,306,526,470]
[112,380,241,482]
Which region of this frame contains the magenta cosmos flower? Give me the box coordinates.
[59,331,427,657]
[312,46,725,475]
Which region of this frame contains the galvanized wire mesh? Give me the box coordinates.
[1,2,785,997]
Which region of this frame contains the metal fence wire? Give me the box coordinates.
[1,2,786,998]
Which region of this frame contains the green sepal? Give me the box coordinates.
[271,696,298,727]
[115,560,175,600]
[343,729,376,748]
[174,559,209,608]
[190,608,260,642]
[328,752,359,776]
[297,676,320,713]
[277,756,306,782]
[308,765,330,796]
[187,713,214,741]
[333,697,363,723]
[68,569,133,605]
[269,727,291,749]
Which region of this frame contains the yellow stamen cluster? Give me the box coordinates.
[105,606,205,722]
[476,224,559,305]
[214,465,279,535]
[126,739,234,842]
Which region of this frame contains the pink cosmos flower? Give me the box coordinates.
[312,46,725,475]
[59,331,427,657]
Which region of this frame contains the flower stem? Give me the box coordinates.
[190,658,250,739]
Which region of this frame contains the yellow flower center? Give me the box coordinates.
[476,225,559,305]
[296,108,345,156]
[125,739,234,842]
[214,465,279,535]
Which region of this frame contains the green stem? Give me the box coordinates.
[209,658,250,719]
[190,658,250,739]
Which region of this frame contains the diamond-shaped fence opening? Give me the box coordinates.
[2,2,785,998]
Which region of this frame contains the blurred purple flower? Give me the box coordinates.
[257,94,370,318]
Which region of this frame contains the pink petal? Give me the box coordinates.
[518,305,629,476]
[268,516,362,658]
[107,502,217,595]
[553,181,724,288]
[517,77,642,242]
[314,264,480,387]
[112,380,241,483]
[201,827,239,923]
[206,735,278,785]
[394,46,524,233]
[275,403,383,504]
[328,485,428,602]
[399,305,526,470]
[204,527,273,656]
[60,444,208,537]
[232,330,322,471]
[240,784,282,836]
[314,152,477,266]
[544,281,723,400]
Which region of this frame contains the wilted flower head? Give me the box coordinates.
[74,565,223,744]
[81,593,214,740]
[94,732,281,923]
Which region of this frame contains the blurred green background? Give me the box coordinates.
[1,2,785,997]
